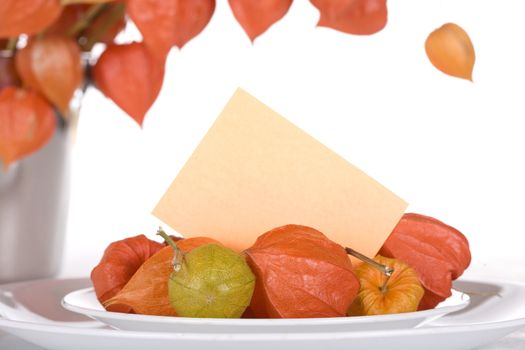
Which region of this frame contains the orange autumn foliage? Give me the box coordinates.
[229,0,293,42]
[310,0,387,35]
[0,87,56,169]
[245,225,360,318]
[104,237,220,315]
[348,255,424,316]
[0,0,63,38]
[93,42,165,126]
[91,235,164,306]
[379,213,471,310]
[15,35,83,115]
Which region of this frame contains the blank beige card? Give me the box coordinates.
[154,89,407,258]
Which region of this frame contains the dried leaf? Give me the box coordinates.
[245,225,360,318]
[91,235,164,306]
[93,42,165,127]
[228,0,292,42]
[15,35,83,115]
[348,255,424,316]
[425,23,475,81]
[127,0,215,60]
[379,213,471,310]
[0,87,56,169]
[0,55,20,90]
[104,237,220,315]
[310,0,387,35]
[0,0,63,38]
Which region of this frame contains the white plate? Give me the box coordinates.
[61,287,469,333]
[0,278,524,350]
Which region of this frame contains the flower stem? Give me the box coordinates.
[67,3,107,38]
[157,227,184,272]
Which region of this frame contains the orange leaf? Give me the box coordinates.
[104,237,220,315]
[0,87,56,169]
[425,23,475,81]
[127,0,215,60]
[245,225,360,318]
[0,0,63,38]
[93,42,165,126]
[310,0,387,35]
[15,35,83,116]
[228,0,292,42]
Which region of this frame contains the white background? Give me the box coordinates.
[62,0,525,279]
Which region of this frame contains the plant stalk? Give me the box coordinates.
[345,247,394,277]
[67,3,107,38]
[345,247,394,291]
[83,3,125,51]
[6,37,18,52]
[157,227,184,272]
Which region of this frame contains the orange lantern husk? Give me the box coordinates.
[15,35,83,116]
[310,0,387,35]
[0,87,56,169]
[348,255,424,316]
[0,0,63,38]
[425,23,475,81]
[103,237,220,315]
[245,224,360,318]
[379,213,471,310]
[93,42,165,127]
[228,0,293,42]
[126,0,215,61]
[91,234,164,307]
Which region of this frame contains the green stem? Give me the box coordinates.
[83,3,125,51]
[67,3,107,38]
[157,227,184,272]
[6,37,18,52]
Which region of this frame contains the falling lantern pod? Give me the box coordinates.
[425,23,476,81]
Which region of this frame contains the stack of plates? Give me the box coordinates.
[1,277,524,350]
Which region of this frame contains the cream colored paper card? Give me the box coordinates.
[154,88,407,258]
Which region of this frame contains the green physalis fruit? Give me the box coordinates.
[158,229,255,318]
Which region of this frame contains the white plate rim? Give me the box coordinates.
[1,308,525,341]
[61,287,470,326]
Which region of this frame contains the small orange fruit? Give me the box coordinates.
[348,255,423,316]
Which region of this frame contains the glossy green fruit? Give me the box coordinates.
[168,244,255,318]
